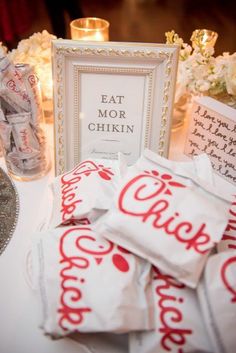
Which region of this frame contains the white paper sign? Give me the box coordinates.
[80,72,146,164]
[184,97,236,185]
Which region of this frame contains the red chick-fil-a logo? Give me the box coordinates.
[6,79,30,102]
[27,74,42,110]
[19,128,33,153]
[60,160,114,223]
[153,267,192,353]
[28,74,38,87]
[221,256,236,303]
[58,226,130,331]
[222,198,236,250]
[118,170,211,254]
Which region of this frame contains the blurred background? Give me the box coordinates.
[0,0,236,55]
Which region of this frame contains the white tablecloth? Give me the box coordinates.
[0,124,234,353]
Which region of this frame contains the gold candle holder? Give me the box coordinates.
[191,29,218,52]
[70,17,109,41]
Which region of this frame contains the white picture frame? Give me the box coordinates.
[52,39,179,175]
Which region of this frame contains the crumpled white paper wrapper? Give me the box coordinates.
[49,156,126,228]
[217,195,236,253]
[129,266,213,353]
[31,224,154,337]
[96,150,231,288]
[197,251,236,353]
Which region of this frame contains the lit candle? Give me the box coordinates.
[191,29,218,52]
[70,17,109,41]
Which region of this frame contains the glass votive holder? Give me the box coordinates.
[70,17,109,41]
[0,112,51,182]
[171,94,190,131]
[0,64,51,181]
[191,29,218,51]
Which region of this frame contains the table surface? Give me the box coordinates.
[0,124,234,353]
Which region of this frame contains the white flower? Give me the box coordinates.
[179,43,192,61]
[166,30,236,107]
[0,42,8,56]
[197,80,211,92]
[225,53,236,96]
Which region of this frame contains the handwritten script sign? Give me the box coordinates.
[184,98,236,185]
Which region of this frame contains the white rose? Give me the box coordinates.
[198,80,211,92]
[0,42,8,55]
[225,54,236,96]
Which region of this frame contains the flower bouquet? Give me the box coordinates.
[166,30,236,129]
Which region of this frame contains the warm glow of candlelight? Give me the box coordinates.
[191,29,218,51]
[70,17,109,41]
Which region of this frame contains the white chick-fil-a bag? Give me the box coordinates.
[32,225,154,337]
[217,196,236,253]
[97,149,231,288]
[129,266,213,353]
[197,251,236,353]
[49,157,126,228]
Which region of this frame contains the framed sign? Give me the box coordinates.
[52,40,179,175]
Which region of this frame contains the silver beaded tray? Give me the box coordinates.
[0,167,19,255]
